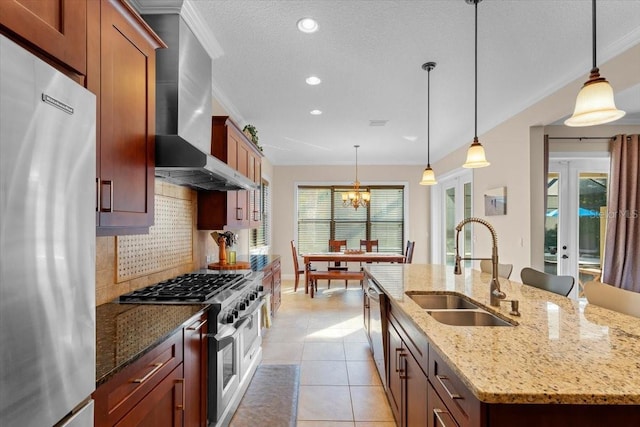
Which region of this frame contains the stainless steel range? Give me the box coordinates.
[119,270,265,427]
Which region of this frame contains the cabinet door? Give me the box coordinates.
[184,314,208,427]
[97,0,161,234]
[387,322,403,424]
[0,0,87,74]
[405,351,428,427]
[115,364,185,427]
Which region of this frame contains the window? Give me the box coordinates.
[297,185,404,254]
[250,179,270,252]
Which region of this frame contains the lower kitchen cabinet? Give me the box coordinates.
[183,312,208,427]
[114,364,185,427]
[387,310,428,427]
[94,328,184,426]
[260,257,281,316]
[94,309,209,427]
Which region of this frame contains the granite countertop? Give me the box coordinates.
[95,303,208,386]
[365,264,640,405]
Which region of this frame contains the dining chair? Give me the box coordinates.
[584,281,640,318]
[328,239,348,287]
[480,260,513,279]
[520,267,574,297]
[359,239,379,252]
[403,241,415,264]
[290,240,315,292]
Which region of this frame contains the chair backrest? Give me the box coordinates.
[290,240,300,272]
[584,281,640,318]
[480,260,513,279]
[404,241,415,264]
[520,267,574,297]
[360,239,379,252]
[329,239,347,252]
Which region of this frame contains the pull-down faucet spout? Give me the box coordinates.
[453,217,506,306]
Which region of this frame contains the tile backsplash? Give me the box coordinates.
[96,180,216,306]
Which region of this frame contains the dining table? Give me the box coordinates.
[302,251,406,295]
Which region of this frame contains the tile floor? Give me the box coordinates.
[261,279,397,427]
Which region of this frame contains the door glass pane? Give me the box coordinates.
[578,173,607,289]
[463,182,472,266]
[545,173,559,275]
[222,341,236,388]
[445,187,456,265]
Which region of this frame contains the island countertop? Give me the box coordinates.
[365,264,640,405]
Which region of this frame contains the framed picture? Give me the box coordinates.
[484,187,507,216]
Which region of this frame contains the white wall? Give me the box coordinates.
[271,164,427,279]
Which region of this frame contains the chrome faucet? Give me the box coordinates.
[453,217,506,306]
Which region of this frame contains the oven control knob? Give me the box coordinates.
[257,285,264,292]
[238,301,246,311]
[232,309,239,319]
[225,313,235,324]
[249,292,256,301]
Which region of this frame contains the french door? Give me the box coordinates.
[545,158,609,299]
[431,170,472,266]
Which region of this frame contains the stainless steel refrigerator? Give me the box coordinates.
[0,34,96,426]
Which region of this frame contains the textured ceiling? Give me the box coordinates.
[189,0,640,166]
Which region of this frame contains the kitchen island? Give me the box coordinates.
[365,264,640,426]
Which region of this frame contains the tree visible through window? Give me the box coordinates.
[297,185,404,254]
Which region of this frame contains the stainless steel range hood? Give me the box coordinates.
[144,12,258,191]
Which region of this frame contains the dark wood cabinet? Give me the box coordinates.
[183,312,208,427]
[0,0,87,74]
[88,0,165,236]
[114,365,185,427]
[93,329,184,427]
[198,116,262,230]
[386,306,429,427]
[260,257,281,316]
[387,318,428,427]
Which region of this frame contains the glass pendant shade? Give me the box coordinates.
[420,166,438,185]
[565,73,626,127]
[463,138,490,168]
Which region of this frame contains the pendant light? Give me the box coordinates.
[462,0,490,169]
[565,0,625,127]
[420,62,438,185]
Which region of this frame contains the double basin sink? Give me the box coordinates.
[407,293,515,327]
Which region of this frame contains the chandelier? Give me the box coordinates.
[342,145,370,210]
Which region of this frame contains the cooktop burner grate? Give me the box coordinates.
[119,273,246,303]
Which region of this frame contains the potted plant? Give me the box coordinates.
[242,124,262,152]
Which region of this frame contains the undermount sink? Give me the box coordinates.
[407,292,480,310]
[426,310,515,327]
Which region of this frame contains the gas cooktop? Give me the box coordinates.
[118,273,247,303]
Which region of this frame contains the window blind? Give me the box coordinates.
[297,185,404,254]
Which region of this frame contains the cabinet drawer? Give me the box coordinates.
[94,329,184,426]
[428,347,479,427]
[428,382,460,427]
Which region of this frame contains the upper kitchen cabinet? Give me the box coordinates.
[87,0,166,235]
[198,117,263,230]
[0,0,87,75]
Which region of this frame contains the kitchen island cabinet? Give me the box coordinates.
[198,116,262,230]
[87,0,165,236]
[0,0,87,75]
[366,264,640,427]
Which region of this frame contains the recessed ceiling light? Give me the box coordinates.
[297,17,318,33]
[310,109,322,115]
[306,76,321,85]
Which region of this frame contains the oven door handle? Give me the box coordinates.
[207,317,250,351]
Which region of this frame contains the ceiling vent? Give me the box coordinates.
[369,120,388,127]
